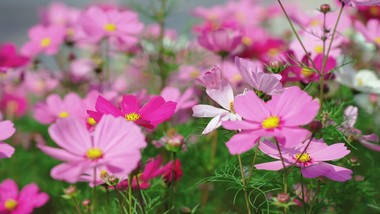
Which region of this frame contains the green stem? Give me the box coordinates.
[275,140,288,193]
[72,197,83,214]
[288,134,315,172]
[92,167,97,214]
[308,181,321,214]
[168,152,177,213]
[277,0,319,72]
[247,141,260,184]
[106,186,110,214]
[135,174,146,214]
[128,175,133,214]
[238,154,252,214]
[300,171,307,214]
[114,185,124,214]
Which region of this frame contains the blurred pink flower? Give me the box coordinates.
[255,139,352,182]
[161,87,198,113]
[195,65,222,89]
[0,43,29,73]
[34,93,83,124]
[342,0,380,7]
[0,120,15,158]
[129,156,164,189]
[161,159,183,185]
[21,25,65,56]
[355,19,380,47]
[38,115,147,184]
[0,179,49,213]
[79,6,144,45]
[0,92,28,118]
[88,95,176,129]
[222,86,319,154]
[40,2,80,27]
[69,58,95,82]
[197,28,242,56]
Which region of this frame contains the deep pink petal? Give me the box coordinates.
[0,179,18,200]
[139,96,165,116]
[95,96,124,117]
[142,101,176,128]
[121,95,140,114]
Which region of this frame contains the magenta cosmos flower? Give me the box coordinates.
[222,86,319,154]
[79,6,144,45]
[21,25,65,57]
[0,120,15,158]
[34,93,84,124]
[88,95,176,129]
[198,28,242,56]
[38,115,147,183]
[0,179,49,214]
[255,139,352,181]
[0,43,29,73]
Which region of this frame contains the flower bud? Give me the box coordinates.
[350,156,358,164]
[268,59,285,74]
[107,175,119,185]
[320,4,331,13]
[309,120,322,132]
[180,206,192,213]
[277,193,290,203]
[318,176,327,184]
[64,186,77,196]
[81,199,91,207]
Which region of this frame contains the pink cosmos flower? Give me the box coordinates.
[0,120,15,158]
[38,115,147,184]
[0,179,49,213]
[222,86,319,154]
[193,67,242,135]
[69,58,95,82]
[0,92,28,118]
[79,6,144,45]
[40,2,80,27]
[161,159,183,185]
[197,28,242,56]
[235,57,283,95]
[342,0,380,7]
[131,156,164,189]
[255,139,352,182]
[340,106,380,151]
[34,93,83,124]
[21,25,65,57]
[0,44,29,72]
[355,19,380,47]
[88,95,176,129]
[161,87,198,113]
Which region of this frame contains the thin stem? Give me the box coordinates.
[238,154,252,214]
[158,0,167,90]
[128,175,133,214]
[135,174,147,214]
[93,167,97,214]
[168,152,177,213]
[106,187,110,214]
[308,181,321,214]
[247,141,260,184]
[275,140,288,193]
[300,171,307,214]
[277,0,319,72]
[114,185,124,214]
[72,197,83,214]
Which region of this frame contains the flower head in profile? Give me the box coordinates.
[88,95,176,129]
[0,179,49,213]
[222,86,319,154]
[0,120,15,158]
[197,28,242,57]
[21,25,65,56]
[38,115,147,184]
[0,43,29,73]
[255,139,352,181]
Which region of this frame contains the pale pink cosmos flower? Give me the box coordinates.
[340,106,380,151]
[342,0,380,7]
[355,19,380,47]
[235,57,283,95]
[193,68,242,135]
[161,87,198,113]
[38,115,147,184]
[195,65,223,89]
[255,139,352,181]
[0,119,15,158]
[222,86,319,154]
[0,179,49,213]
[79,6,144,45]
[69,58,95,82]
[34,93,84,124]
[21,25,66,57]
[40,2,80,27]
[197,28,242,56]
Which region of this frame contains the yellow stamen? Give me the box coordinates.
[370,7,380,16]
[358,78,364,86]
[100,170,109,180]
[190,70,199,78]
[301,68,314,78]
[295,153,311,163]
[4,199,18,211]
[66,28,75,36]
[104,23,116,32]
[87,148,103,160]
[375,37,380,44]
[268,48,279,57]
[262,116,280,129]
[242,36,253,46]
[125,113,140,121]
[310,19,321,27]
[87,117,97,126]
[315,45,323,54]
[58,111,69,118]
[233,74,242,82]
[40,38,51,47]
[229,101,235,114]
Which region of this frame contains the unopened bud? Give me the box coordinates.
[107,175,119,185]
[318,176,327,184]
[269,60,283,70]
[167,134,184,148]
[350,156,358,164]
[309,120,322,132]
[180,206,192,213]
[320,4,331,13]
[82,199,91,207]
[64,186,77,196]
[276,193,290,203]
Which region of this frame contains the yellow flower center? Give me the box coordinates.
[301,68,314,78]
[310,19,321,27]
[125,113,140,121]
[40,38,51,47]
[229,101,235,114]
[4,199,18,211]
[100,170,109,180]
[190,70,199,78]
[357,78,364,86]
[375,37,380,44]
[262,116,280,129]
[295,153,311,163]
[268,48,279,57]
[86,148,103,160]
[66,28,75,36]
[242,36,253,46]
[104,23,116,32]
[87,117,97,126]
[370,7,380,16]
[233,74,242,82]
[314,45,323,54]
[58,111,70,118]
